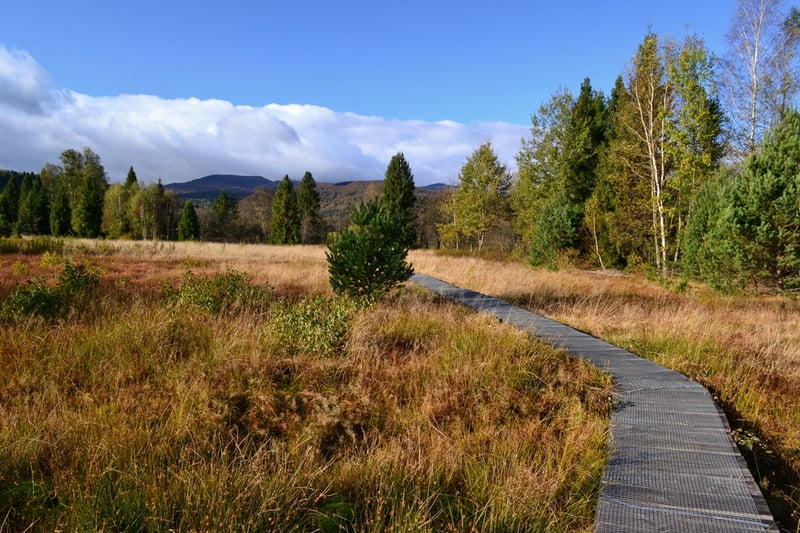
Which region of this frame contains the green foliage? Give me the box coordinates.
[266,296,360,357]
[728,110,800,290]
[15,175,49,236]
[298,171,323,244]
[530,194,584,269]
[0,174,19,236]
[684,110,800,292]
[172,269,272,314]
[177,200,200,241]
[129,180,182,241]
[0,236,64,255]
[681,170,742,291]
[327,200,414,301]
[0,261,101,322]
[438,142,511,252]
[380,152,417,248]
[101,183,131,238]
[270,176,301,244]
[71,173,103,238]
[49,182,71,237]
[513,80,607,262]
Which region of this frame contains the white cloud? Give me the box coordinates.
[0,45,529,185]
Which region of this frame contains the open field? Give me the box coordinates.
[0,240,610,532]
[410,251,800,528]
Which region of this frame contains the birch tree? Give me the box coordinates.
[719,0,800,158]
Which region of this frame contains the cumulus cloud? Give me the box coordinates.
[0,45,529,185]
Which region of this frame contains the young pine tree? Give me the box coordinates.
[326,200,413,302]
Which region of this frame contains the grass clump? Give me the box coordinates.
[0,236,65,255]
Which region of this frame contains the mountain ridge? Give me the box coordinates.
[164,174,448,201]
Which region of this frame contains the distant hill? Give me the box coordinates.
[164,174,448,205]
[164,175,278,201]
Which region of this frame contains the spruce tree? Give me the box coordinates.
[50,182,71,237]
[298,171,322,244]
[380,152,416,248]
[0,176,20,232]
[15,175,49,235]
[209,191,238,241]
[177,200,200,241]
[124,166,138,191]
[270,176,300,244]
[72,174,103,237]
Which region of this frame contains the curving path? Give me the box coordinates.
[410,274,778,532]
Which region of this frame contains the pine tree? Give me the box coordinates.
[380,152,417,248]
[728,109,800,290]
[177,200,200,241]
[326,200,413,301]
[298,171,323,244]
[270,176,300,244]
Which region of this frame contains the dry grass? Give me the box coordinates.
[0,241,611,532]
[410,249,800,528]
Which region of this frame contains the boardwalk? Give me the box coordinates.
[410,274,777,533]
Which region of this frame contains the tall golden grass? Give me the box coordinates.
[0,241,610,532]
[410,250,800,527]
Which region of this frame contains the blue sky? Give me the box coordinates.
[1,1,735,184]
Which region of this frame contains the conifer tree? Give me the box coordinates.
[298,171,323,244]
[15,175,49,235]
[270,175,300,244]
[50,182,71,237]
[380,152,417,248]
[177,200,200,241]
[124,166,138,191]
[726,109,800,290]
[0,175,20,233]
[327,200,413,301]
[72,173,103,237]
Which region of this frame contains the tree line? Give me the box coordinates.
[0,150,416,248]
[0,151,328,245]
